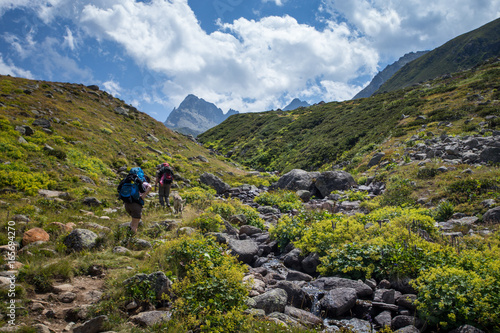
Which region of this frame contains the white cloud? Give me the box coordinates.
[321,0,500,61]
[62,27,76,50]
[0,54,34,78]
[262,0,287,6]
[75,0,378,112]
[103,79,121,97]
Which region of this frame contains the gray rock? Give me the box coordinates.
[72,315,108,333]
[296,190,312,202]
[82,197,102,207]
[480,147,500,163]
[367,152,385,168]
[275,169,320,192]
[394,325,421,333]
[483,206,500,224]
[392,315,423,330]
[312,277,373,298]
[32,118,51,128]
[374,288,395,304]
[335,318,374,333]
[319,287,357,318]
[284,306,323,327]
[275,281,312,310]
[199,172,231,194]
[227,239,259,264]
[374,310,392,328]
[239,225,262,236]
[249,288,288,314]
[58,292,77,303]
[283,248,303,271]
[286,270,312,282]
[449,324,485,333]
[301,252,320,275]
[314,171,356,197]
[130,311,171,327]
[63,229,98,252]
[396,294,417,310]
[114,106,129,116]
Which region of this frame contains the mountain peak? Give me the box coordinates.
[164,94,239,136]
[283,98,310,111]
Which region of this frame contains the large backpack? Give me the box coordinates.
[118,167,145,204]
[158,165,173,185]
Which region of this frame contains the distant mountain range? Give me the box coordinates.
[164,94,239,136]
[376,17,500,94]
[352,51,429,99]
[283,98,310,111]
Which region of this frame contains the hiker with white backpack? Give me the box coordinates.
[155,162,174,208]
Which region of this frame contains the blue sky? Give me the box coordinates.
[0,0,499,122]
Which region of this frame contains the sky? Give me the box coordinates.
[0,0,499,122]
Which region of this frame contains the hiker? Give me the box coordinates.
[155,162,174,208]
[117,167,152,233]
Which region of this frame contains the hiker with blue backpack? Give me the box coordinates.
[155,162,174,208]
[117,167,152,233]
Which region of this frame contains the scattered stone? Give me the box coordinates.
[63,229,98,252]
[130,311,172,327]
[22,228,50,246]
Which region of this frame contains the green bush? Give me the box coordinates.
[193,212,224,233]
[434,201,454,221]
[269,215,307,250]
[412,266,500,331]
[381,177,415,207]
[254,190,302,212]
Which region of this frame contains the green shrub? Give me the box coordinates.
[434,201,454,222]
[381,177,415,207]
[269,215,307,250]
[193,212,224,233]
[412,266,500,331]
[254,190,302,212]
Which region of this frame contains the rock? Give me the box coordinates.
[58,292,77,303]
[275,281,313,310]
[314,171,356,197]
[72,315,108,333]
[33,324,51,333]
[286,270,312,282]
[296,190,311,202]
[449,324,486,333]
[394,325,421,333]
[275,169,320,192]
[53,284,73,293]
[284,306,323,327]
[367,152,385,168]
[301,252,320,275]
[311,277,373,298]
[283,248,303,271]
[199,172,231,194]
[335,318,374,333]
[63,229,98,252]
[374,288,395,304]
[396,294,417,310]
[227,239,259,264]
[239,225,262,236]
[22,228,50,246]
[249,288,288,314]
[374,310,392,328]
[392,315,423,330]
[114,106,129,116]
[82,197,102,207]
[319,287,357,318]
[32,118,51,128]
[479,147,500,163]
[130,311,171,327]
[483,206,500,224]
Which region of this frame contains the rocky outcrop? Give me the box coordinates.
[199,172,231,195]
[63,229,98,252]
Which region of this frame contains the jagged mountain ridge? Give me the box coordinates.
[352,51,429,100]
[164,94,239,136]
[283,98,310,111]
[376,17,500,94]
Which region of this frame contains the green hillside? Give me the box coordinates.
[198,58,500,173]
[376,17,500,94]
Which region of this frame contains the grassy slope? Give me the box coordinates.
[198,59,500,173]
[376,17,500,93]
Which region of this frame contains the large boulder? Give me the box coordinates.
[275,169,320,192]
[130,311,171,327]
[311,277,373,298]
[483,206,500,224]
[319,287,357,318]
[199,172,231,194]
[227,239,259,264]
[479,147,500,163]
[248,288,288,314]
[275,281,312,310]
[63,229,98,252]
[284,306,323,327]
[314,171,356,198]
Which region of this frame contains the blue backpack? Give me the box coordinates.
[118,167,146,204]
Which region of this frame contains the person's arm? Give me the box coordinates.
[140,182,152,199]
